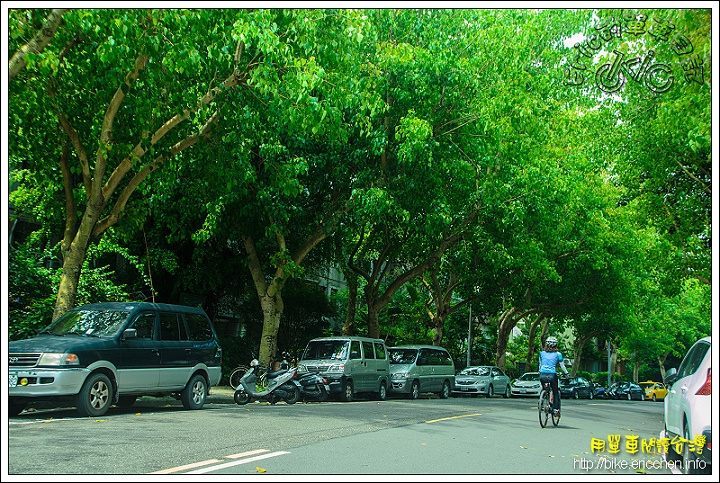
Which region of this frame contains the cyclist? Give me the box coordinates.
[539,336,569,416]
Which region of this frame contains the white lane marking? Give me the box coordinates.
[149,459,224,474]
[225,449,271,459]
[184,451,291,474]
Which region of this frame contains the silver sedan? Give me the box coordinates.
[451,365,511,398]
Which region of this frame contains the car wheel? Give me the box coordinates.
[486,385,494,398]
[377,381,387,401]
[181,374,207,410]
[503,385,510,398]
[409,380,420,400]
[341,380,353,402]
[117,395,138,407]
[652,394,657,402]
[439,380,451,399]
[76,372,113,417]
[589,390,594,400]
[682,420,707,474]
[627,393,631,401]
[573,390,579,400]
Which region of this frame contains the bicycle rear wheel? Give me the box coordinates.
[551,404,560,426]
[538,389,550,428]
[229,367,246,390]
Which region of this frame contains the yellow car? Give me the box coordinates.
[639,381,668,402]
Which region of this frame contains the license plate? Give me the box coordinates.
[461,386,468,391]
[9,374,18,387]
[520,389,526,393]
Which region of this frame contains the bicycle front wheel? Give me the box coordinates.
[538,389,550,428]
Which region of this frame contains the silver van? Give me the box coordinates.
[388,345,455,399]
[297,336,389,402]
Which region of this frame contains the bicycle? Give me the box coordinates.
[538,379,560,428]
[229,365,268,390]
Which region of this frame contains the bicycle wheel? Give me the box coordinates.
[538,389,550,428]
[229,367,246,390]
[551,403,560,426]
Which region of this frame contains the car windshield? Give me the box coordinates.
[460,367,490,376]
[639,383,653,389]
[302,340,349,361]
[40,309,130,337]
[518,373,539,381]
[389,349,418,365]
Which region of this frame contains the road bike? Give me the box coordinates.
[538,379,560,428]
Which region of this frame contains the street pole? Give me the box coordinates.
[607,340,611,388]
[467,304,472,367]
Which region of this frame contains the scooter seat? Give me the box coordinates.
[267,370,288,379]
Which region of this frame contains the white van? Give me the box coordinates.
[388,345,455,399]
[298,336,389,402]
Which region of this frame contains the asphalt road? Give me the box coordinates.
[5,388,687,478]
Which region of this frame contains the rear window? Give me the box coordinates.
[186,313,214,341]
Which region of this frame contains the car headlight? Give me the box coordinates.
[326,364,345,373]
[38,352,80,366]
[392,372,409,380]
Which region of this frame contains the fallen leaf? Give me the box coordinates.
[255,467,267,473]
[520,446,528,449]
[94,419,106,423]
[135,413,142,416]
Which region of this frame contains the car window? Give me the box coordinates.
[131,313,156,340]
[349,341,361,359]
[159,312,188,341]
[186,313,213,341]
[42,308,130,337]
[389,348,417,364]
[362,341,375,359]
[374,342,387,360]
[676,341,710,380]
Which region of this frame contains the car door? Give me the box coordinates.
[491,367,506,393]
[665,340,710,435]
[158,311,192,389]
[118,311,160,391]
[372,341,389,392]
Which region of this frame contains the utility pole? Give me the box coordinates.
[467,304,472,367]
[607,340,611,388]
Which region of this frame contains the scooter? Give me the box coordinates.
[233,359,300,405]
[294,371,330,402]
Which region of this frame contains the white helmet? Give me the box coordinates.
[545,336,558,348]
[250,359,260,367]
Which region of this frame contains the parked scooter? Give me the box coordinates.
[295,371,330,402]
[233,359,300,405]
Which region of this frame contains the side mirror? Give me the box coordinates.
[122,328,137,340]
[663,368,678,386]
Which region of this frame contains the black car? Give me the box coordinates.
[559,376,594,399]
[9,302,223,417]
[608,381,645,400]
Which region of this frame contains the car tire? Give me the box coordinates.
[439,380,451,399]
[181,374,207,410]
[486,385,494,398]
[341,380,353,402]
[652,394,657,402]
[409,380,420,400]
[377,381,387,401]
[627,393,631,401]
[589,390,594,400]
[573,391,579,400]
[76,372,113,417]
[503,385,510,398]
[117,395,138,407]
[682,420,707,474]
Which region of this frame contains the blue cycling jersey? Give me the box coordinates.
[538,350,565,374]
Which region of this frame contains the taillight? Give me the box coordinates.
[695,368,711,396]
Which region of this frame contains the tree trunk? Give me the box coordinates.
[257,293,284,368]
[494,308,519,372]
[525,314,546,372]
[633,361,640,383]
[342,270,358,336]
[657,353,668,380]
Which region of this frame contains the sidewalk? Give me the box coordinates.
[207,385,235,404]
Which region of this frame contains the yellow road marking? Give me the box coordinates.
[426,413,481,423]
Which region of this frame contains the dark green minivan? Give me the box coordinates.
[8,302,222,417]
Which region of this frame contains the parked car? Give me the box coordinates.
[559,376,595,399]
[639,381,668,402]
[609,381,645,400]
[387,345,455,399]
[663,336,711,475]
[8,302,223,417]
[298,336,390,402]
[452,365,511,398]
[510,372,541,397]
